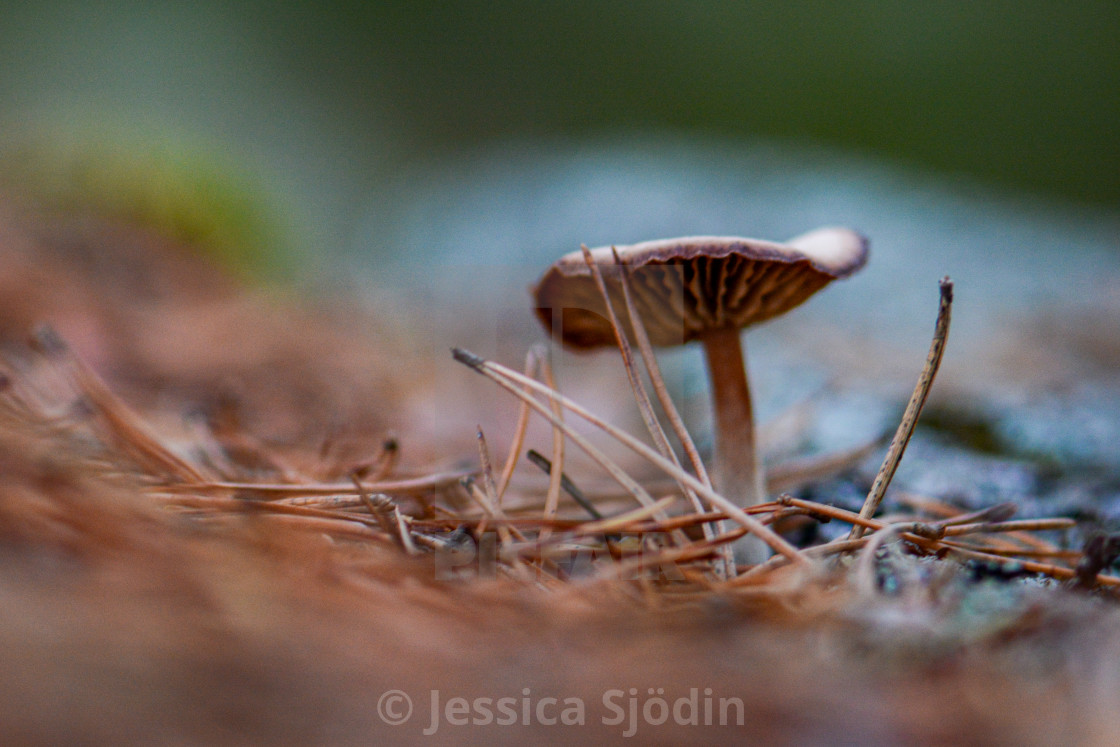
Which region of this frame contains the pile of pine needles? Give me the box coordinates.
[4,256,1113,607]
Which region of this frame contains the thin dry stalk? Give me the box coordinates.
[494,347,542,502]
[889,496,1043,554]
[456,355,688,547]
[779,495,883,532]
[579,246,674,464]
[894,496,1063,554]
[351,475,399,536]
[803,538,872,559]
[462,478,522,546]
[732,497,949,583]
[393,509,419,555]
[942,519,1077,537]
[453,348,809,567]
[155,492,417,549]
[731,494,1114,588]
[460,478,541,581]
[600,510,728,535]
[580,246,709,518]
[589,537,726,584]
[158,493,366,521]
[350,475,418,554]
[173,498,398,544]
[850,278,953,540]
[156,471,474,498]
[611,247,730,576]
[349,436,401,481]
[942,545,1120,586]
[613,248,711,489]
[525,450,603,520]
[240,513,390,541]
[579,245,726,569]
[32,326,208,483]
[939,541,1080,560]
[577,496,678,535]
[278,495,365,509]
[538,351,566,542]
[474,428,501,535]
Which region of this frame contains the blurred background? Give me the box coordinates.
[1,1,1119,453]
[0,1,1116,261]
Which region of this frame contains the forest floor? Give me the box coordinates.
[1,197,1119,745]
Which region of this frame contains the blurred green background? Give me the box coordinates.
[0,1,1116,265]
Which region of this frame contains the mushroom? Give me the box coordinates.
[531,227,868,527]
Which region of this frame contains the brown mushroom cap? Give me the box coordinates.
[532,227,869,348]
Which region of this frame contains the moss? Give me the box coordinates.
[0,122,298,281]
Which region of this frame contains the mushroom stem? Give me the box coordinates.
[701,326,765,509]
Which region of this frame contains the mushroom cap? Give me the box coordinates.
[532,227,868,348]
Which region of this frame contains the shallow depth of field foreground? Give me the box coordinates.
[2,193,1120,745]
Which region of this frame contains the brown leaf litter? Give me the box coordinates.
[0,199,1119,744]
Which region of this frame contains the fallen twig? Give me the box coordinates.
[850,278,953,540]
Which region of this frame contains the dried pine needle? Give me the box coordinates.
[452,347,808,567]
[850,279,953,539]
